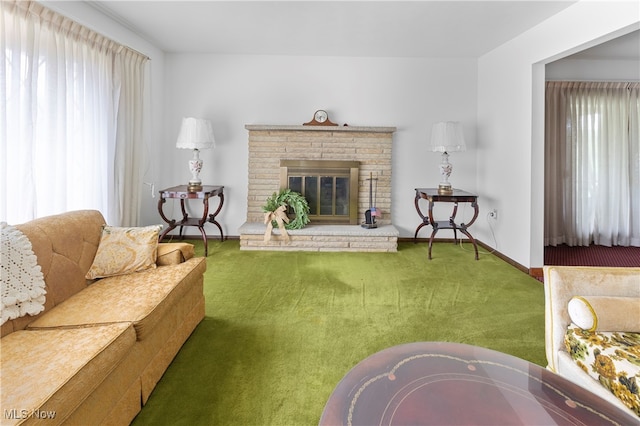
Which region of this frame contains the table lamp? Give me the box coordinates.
[176,117,215,192]
[430,121,466,195]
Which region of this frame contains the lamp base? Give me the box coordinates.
[186,149,204,192]
[187,182,203,192]
[438,184,453,195]
[437,151,454,195]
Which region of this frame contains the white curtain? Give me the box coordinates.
[0,1,148,226]
[545,81,640,247]
[112,49,147,226]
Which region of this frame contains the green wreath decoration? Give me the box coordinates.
[262,189,310,230]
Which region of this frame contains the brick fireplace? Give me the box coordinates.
[239,125,398,251]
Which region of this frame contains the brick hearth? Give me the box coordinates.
[239,223,399,252]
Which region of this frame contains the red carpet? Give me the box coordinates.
[544,244,640,267]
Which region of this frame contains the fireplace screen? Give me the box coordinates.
[280,160,359,224]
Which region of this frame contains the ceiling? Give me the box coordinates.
[84,1,638,61]
[87,0,585,58]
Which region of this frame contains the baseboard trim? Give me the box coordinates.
[401,237,541,281]
[177,234,542,279]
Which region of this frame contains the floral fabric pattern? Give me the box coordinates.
[565,324,640,416]
[86,225,162,279]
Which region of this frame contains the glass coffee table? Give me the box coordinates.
[319,342,636,425]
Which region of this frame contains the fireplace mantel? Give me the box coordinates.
[245,125,396,133]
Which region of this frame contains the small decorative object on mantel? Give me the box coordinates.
[262,189,310,242]
[303,109,338,126]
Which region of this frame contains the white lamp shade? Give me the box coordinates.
[176,117,215,150]
[430,121,466,153]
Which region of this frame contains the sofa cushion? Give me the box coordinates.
[0,323,136,425]
[28,258,206,341]
[568,296,640,332]
[86,225,163,279]
[564,324,640,416]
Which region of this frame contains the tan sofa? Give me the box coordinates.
[543,265,640,417]
[0,210,206,425]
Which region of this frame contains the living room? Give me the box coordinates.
[2,1,636,271]
[2,1,639,425]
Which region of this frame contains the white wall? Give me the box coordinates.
[547,58,640,81]
[163,54,478,239]
[477,1,639,268]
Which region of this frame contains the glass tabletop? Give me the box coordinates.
[320,342,637,425]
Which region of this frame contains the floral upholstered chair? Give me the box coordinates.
[543,266,640,418]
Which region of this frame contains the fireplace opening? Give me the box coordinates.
[280,160,359,225]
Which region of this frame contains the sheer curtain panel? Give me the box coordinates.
[545,81,640,247]
[1,0,148,226]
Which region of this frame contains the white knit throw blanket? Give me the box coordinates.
[1,222,46,325]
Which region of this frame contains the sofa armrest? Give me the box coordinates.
[543,266,640,372]
[157,243,195,266]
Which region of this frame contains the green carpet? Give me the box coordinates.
[132,240,545,426]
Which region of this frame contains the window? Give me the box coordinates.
[1,1,147,226]
[545,81,640,247]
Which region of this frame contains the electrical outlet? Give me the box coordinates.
[489,209,498,219]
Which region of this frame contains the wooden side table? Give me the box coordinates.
[157,185,224,256]
[414,188,479,260]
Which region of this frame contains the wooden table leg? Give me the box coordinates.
[207,192,225,241]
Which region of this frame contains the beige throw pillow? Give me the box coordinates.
[86,225,163,279]
[567,295,640,332]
